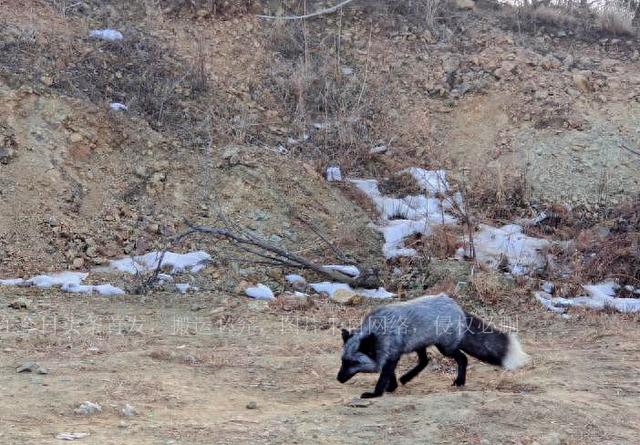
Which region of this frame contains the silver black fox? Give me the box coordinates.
[337,294,529,398]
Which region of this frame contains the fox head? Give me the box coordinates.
[336,329,378,383]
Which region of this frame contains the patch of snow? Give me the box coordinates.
[472,224,550,275]
[175,283,195,294]
[110,102,128,111]
[323,265,360,278]
[1,271,124,296]
[245,284,275,300]
[404,168,450,195]
[326,166,342,182]
[535,281,640,314]
[285,274,306,284]
[27,272,88,288]
[358,287,395,299]
[310,281,394,299]
[0,278,25,286]
[106,251,211,275]
[309,282,352,296]
[62,283,125,296]
[350,173,457,259]
[89,29,123,41]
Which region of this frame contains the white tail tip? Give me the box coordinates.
[502,333,530,370]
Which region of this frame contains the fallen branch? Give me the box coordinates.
[180,221,378,287]
[257,0,354,20]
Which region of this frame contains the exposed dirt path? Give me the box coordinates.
[0,288,638,444]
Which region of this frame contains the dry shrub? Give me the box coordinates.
[379,172,423,197]
[596,4,635,35]
[159,0,258,17]
[470,271,511,306]
[425,225,462,259]
[465,166,529,221]
[531,5,580,27]
[573,231,640,286]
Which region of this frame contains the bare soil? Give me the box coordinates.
[1,286,638,444]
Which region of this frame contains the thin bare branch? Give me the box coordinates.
[257,0,355,20]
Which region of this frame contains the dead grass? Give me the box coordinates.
[596,4,635,36]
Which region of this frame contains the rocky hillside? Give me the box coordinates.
[0,0,638,278]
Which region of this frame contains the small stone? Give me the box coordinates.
[17,361,40,373]
[572,72,592,93]
[541,54,561,70]
[74,401,102,416]
[134,165,148,178]
[0,147,15,164]
[246,401,258,409]
[8,298,29,310]
[278,292,313,310]
[72,257,85,269]
[541,281,555,295]
[346,398,373,408]
[326,166,342,182]
[120,403,137,417]
[55,432,90,440]
[455,0,475,9]
[330,289,363,306]
[85,246,98,258]
[369,145,388,155]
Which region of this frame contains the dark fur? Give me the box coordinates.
[459,313,509,367]
[337,297,527,398]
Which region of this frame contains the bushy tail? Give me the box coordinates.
[459,313,530,370]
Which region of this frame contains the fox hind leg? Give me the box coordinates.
[399,347,429,385]
[437,346,468,387]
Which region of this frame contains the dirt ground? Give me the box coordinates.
[1,286,638,445]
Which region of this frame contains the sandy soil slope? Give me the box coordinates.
[0,287,638,444]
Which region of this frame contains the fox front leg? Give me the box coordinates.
[361,358,399,399]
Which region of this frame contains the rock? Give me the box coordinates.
[369,145,388,155]
[55,432,90,441]
[74,401,102,416]
[72,257,85,269]
[455,0,475,9]
[442,55,460,74]
[541,281,555,294]
[8,298,29,310]
[246,401,258,409]
[572,72,592,93]
[17,361,41,373]
[278,292,313,310]
[541,55,561,70]
[0,147,16,164]
[85,246,98,258]
[326,166,342,182]
[244,283,275,300]
[120,404,137,417]
[330,289,363,306]
[346,398,373,408]
[40,75,54,86]
[494,61,517,79]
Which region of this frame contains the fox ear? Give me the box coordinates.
[358,333,377,360]
[341,329,352,344]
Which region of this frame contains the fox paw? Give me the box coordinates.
[361,391,382,399]
[387,381,398,393]
[452,379,465,387]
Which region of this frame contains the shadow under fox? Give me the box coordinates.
[337,294,530,398]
